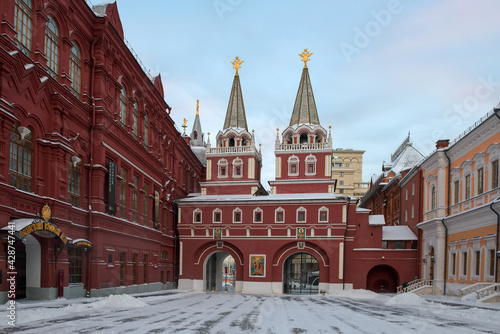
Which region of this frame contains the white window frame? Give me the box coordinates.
[253,207,263,223]
[304,154,317,176]
[288,155,299,176]
[318,206,328,222]
[193,208,202,223]
[213,208,222,223]
[233,207,242,223]
[217,159,229,178]
[275,207,285,223]
[296,206,307,223]
[232,157,243,179]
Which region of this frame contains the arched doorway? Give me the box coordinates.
[283,252,319,295]
[204,251,236,292]
[366,265,398,293]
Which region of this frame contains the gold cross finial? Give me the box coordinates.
[196,99,199,115]
[231,56,244,75]
[299,49,313,68]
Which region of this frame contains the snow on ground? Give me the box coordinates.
[1,290,499,333]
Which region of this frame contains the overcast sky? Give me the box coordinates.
[112,0,500,185]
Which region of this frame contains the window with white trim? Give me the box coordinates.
[275,207,284,223]
[193,208,202,223]
[253,208,263,223]
[296,207,306,223]
[318,206,328,222]
[305,154,317,176]
[213,208,222,223]
[233,208,242,223]
[233,157,243,178]
[218,159,228,178]
[288,155,299,176]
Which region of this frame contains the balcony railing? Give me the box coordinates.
[207,145,258,155]
[276,142,330,151]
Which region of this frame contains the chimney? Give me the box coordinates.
[436,139,450,149]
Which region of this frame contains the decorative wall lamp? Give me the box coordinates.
[17,126,31,140]
[71,155,81,167]
[422,257,427,264]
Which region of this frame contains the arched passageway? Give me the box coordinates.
[204,251,236,292]
[283,252,319,295]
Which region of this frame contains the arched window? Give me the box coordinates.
[69,42,81,97]
[132,101,138,139]
[68,157,81,207]
[9,125,33,191]
[241,137,247,146]
[45,15,59,79]
[119,85,127,128]
[15,0,33,56]
[143,113,149,148]
[193,131,198,140]
[228,136,235,147]
[299,132,308,144]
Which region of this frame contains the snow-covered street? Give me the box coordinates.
[1,290,500,333]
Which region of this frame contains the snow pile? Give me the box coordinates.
[386,292,427,306]
[90,294,149,308]
[331,289,381,299]
[14,294,148,325]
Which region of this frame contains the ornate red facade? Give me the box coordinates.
[0,0,203,302]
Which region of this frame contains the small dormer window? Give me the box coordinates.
[193,131,198,140]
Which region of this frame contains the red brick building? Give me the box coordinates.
[0,0,202,302]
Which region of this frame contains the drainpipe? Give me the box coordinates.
[342,196,352,289]
[439,149,451,295]
[86,34,100,297]
[490,199,500,283]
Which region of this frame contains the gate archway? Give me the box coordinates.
[204,251,236,292]
[283,252,319,295]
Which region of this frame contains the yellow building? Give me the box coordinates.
[418,106,500,299]
[332,149,369,197]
